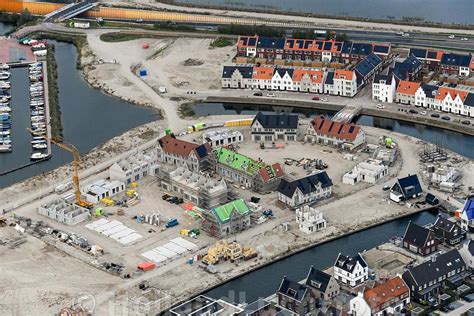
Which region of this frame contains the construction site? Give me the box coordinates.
[0,4,472,314]
[0,112,471,314]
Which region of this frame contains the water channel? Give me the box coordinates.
[0,24,157,188]
[192,103,474,159]
[205,210,438,303]
[176,0,474,25]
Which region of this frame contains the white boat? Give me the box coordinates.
[31,140,46,145]
[30,152,50,160]
[0,64,9,70]
[0,145,12,152]
[0,130,10,136]
[0,72,11,80]
[29,62,42,67]
[0,83,11,89]
[32,125,46,130]
[0,107,11,113]
[1,139,12,145]
[32,143,48,149]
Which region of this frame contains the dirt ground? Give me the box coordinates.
[0,226,119,315]
[140,38,234,93]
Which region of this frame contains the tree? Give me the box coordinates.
[17,8,33,26]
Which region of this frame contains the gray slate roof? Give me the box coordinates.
[253,112,298,129]
[305,266,332,293]
[277,172,333,198]
[278,277,308,302]
[334,253,367,273]
[402,249,466,287]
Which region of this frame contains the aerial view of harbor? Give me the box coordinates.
[0,0,473,315]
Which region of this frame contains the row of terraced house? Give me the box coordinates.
[236,35,392,64]
[222,52,382,97]
[373,79,474,117]
[235,36,472,77]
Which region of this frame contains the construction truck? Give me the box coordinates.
[126,189,137,198]
[101,198,115,206]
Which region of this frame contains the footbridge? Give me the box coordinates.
[332,105,362,123]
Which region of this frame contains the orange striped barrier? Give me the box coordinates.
[0,0,262,25]
[0,0,63,15]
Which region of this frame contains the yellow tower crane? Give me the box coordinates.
[28,130,93,209]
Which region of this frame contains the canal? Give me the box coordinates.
[205,210,438,303]
[0,30,157,187]
[176,0,474,25]
[192,103,474,159]
[0,21,15,35]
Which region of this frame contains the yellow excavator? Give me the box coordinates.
[29,130,93,209]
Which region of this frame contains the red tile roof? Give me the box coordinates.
[435,87,469,102]
[364,277,409,310]
[310,116,361,142]
[259,162,284,183]
[158,134,200,157]
[396,80,421,95]
[292,69,324,84]
[334,70,354,81]
[252,66,274,80]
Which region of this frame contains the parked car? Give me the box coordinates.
[162,194,170,200]
[382,185,390,191]
[321,97,328,102]
[448,35,455,39]
[266,93,275,97]
[461,120,471,125]
[462,294,474,302]
[376,104,385,109]
[420,111,427,115]
[461,37,468,41]
[253,91,263,96]
[431,113,440,118]
[441,116,451,121]
[312,96,320,101]
[409,109,418,114]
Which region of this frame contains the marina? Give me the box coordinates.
[0,63,12,153]
[0,37,157,188]
[0,59,52,159]
[27,61,51,161]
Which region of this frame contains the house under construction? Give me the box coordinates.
[38,198,90,225]
[211,147,284,193]
[201,199,251,238]
[160,165,229,209]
